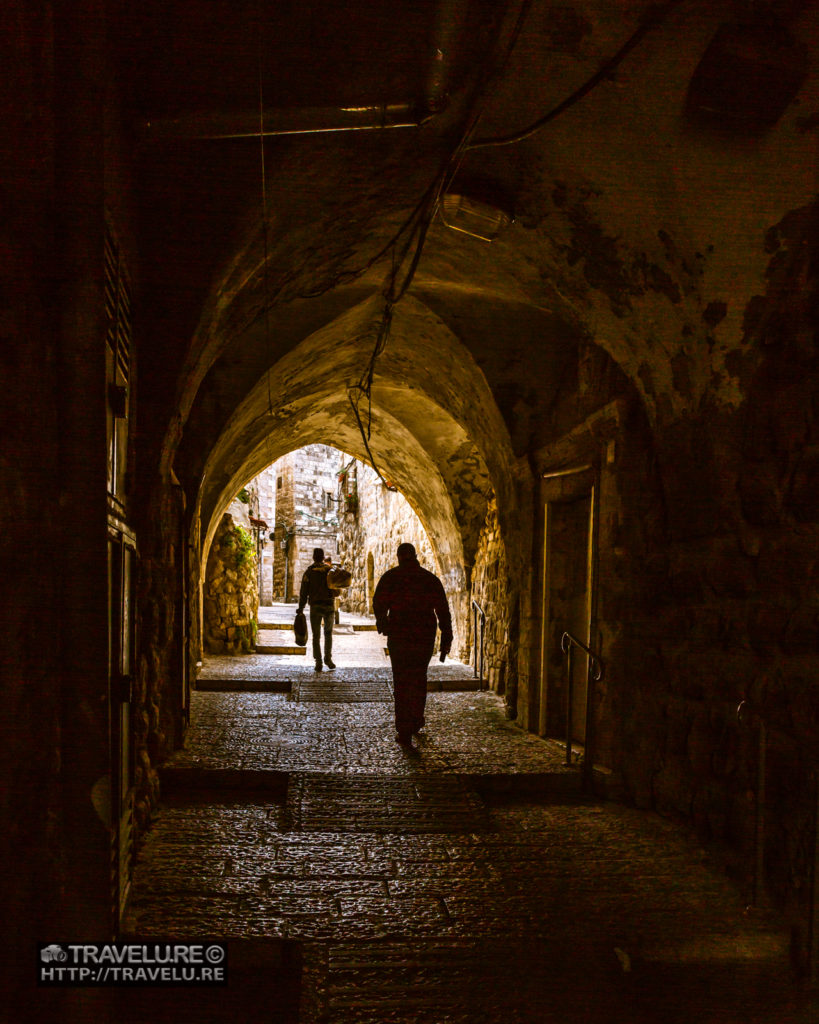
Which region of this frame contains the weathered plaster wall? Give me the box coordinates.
[628,204,819,940]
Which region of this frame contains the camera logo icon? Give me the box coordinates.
[41,944,68,963]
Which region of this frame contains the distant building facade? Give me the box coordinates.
[264,444,340,603]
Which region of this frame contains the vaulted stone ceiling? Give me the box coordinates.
[115,1,819,556]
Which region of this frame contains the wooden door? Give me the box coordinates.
[539,485,595,746]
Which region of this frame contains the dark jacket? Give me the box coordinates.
[373,559,452,649]
[298,562,334,609]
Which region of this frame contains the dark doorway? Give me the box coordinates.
[538,478,595,750]
[108,523,137,928]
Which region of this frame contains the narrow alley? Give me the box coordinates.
[8,5,819,1021]
[120,611,812,1023]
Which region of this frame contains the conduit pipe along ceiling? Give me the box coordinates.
[140,103,437,140]
[136,0,484,141]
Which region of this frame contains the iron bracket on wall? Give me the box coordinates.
[560,630,604,792]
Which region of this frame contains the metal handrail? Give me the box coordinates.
[471,599,486,689]
[560,631,604,791]
[737,699,819,985]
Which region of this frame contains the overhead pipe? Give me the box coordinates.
[141,102,435,140]
[140,0,471,141]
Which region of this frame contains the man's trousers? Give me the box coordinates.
[309,602,335,663]
[387,639,434,738]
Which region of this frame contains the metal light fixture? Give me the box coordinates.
[440,192,513,242]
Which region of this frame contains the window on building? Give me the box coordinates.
[105,222,131,509]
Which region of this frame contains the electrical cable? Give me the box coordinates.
[466,0,681,151]
[258,19,275,422]
[343,0,536,491]
[249,0,532,489]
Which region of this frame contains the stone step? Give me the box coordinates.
[159,765,290,796]
[157,765,582,800]
[255,645,306,655]
[195,678,292,692]
[258,624,369,635]
[257,621,376,629]
[193,676,480,693]
[428,676,481,692]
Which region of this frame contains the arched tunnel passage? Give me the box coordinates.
[201,441,447,653]
[187,292,522,685]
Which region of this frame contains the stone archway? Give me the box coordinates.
[187,291,521,669]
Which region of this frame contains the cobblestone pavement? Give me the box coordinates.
[159,692,577,778]
[125,688,816,1023]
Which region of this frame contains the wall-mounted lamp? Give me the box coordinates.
[440,192,514,242]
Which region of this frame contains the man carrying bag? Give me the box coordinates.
[297,547,336,671]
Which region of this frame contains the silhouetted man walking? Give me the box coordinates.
[373,543,452,746]
[297,547,336,671]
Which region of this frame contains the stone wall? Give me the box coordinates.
[470,497,510,693]
[203,511,259,654]
[271,444,340,601]
[336,459,438,614]
[626,205,819,936]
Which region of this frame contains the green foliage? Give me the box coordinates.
[232,525,255,569]
[237,488,250,504]
[221,523,255,570]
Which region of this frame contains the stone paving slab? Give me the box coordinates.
[196,660,478,686]
[293,675,393,703]
[162,691,575,779]
[129,800,787,950]
[127,793,811,1021]
[285,774,491,832]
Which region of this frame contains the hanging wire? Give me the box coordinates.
[251,0,534,488]
[258,23,274,419]
[466,0,681,151]
[343,0,536,491]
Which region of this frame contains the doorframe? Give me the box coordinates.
[537,464,600,746]
[107,514,137,934]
